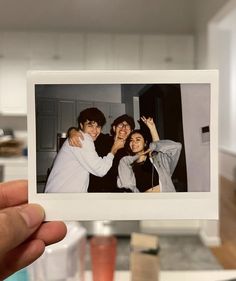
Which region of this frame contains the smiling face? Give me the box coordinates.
[129,132,145,154]
[80,120,102,141]
[113,121,132,141]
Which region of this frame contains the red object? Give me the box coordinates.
[90,235,117,281]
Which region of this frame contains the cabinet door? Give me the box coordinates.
[85,33,113,69]
[1,32,30,59]
[165,35,194,67]
[141,35,167,69]
[0,59,29,115]
[36,98,57,151]
[58,33,85,69]
[109,103,126,125]
[58,99,77,133]
[141,35,194,70]
[113,34,141,70]
[37,115,57,151]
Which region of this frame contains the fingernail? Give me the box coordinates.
[19,204,45,228]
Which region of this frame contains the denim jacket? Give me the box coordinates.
[117,140,182,192]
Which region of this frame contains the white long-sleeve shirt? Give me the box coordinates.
[45,132,114,193]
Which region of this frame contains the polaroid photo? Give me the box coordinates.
[27,70,219,221]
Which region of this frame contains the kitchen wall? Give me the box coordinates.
[181,84,210,192]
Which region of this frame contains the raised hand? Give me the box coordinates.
[140,116,159,142]
[140,116,156,129]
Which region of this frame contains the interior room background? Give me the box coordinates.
[0,0,235,248]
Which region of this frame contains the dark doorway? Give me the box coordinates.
[139,84,188,192]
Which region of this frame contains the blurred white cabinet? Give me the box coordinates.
[1,158,28,181]
[113,34,141,69]
[141,35,194,69]
[57,33,85,69]
[1,32,30,59]
[0,59,29,115]
[0,31,194,116]
[85,33,113,69]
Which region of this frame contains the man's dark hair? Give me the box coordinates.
[110,114,135,136]
[77,107,106,129]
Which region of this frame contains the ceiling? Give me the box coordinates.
[0,0,196,34]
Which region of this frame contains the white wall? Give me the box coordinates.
[206,1,236,181]
[181,84,210,192]
[194,0,229,68]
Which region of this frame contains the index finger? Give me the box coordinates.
[0,180,28,209]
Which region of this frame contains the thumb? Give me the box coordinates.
[0,204,45,255]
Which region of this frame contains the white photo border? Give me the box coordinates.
[27,70,219,221]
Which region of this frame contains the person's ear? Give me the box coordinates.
[113,125,116,133]
[145,141,148,149]
[80,123,84,130]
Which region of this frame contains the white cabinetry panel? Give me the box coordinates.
[85,33,113,69]
[58,33,85,69]
[1,158,28,181]
[1,32,30,59]
[113,34,141,69]
[141,35,167,69]
[141,35,194,69]
[0,32,194,115]
[0,59,29,115]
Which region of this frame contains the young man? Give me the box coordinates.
[68,114,135,192]
[45,108,124,193]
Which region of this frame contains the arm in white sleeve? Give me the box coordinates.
[150,140,182,176]
[117,155,140,193]
[71,134,114,177]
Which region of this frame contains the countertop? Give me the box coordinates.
[0,156,27,165]
[84,270,236,281]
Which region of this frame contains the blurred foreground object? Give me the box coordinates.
[130,232,160,281]
[28,222,86,281]
[0,139,24,157]
[90,235,117,281]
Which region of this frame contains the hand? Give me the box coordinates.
[140,116,159,142]
[0,180,67,280]
[111,138,125,155]
[140,116,156,130]
[68,129,84,147]
[141,148,151,156]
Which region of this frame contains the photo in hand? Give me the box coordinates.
[28,70,218,220]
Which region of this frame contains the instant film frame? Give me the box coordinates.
[27,70,218,221]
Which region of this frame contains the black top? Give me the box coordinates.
[132,158,159,192]
[88,133,128,192]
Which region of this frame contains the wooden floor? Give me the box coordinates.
[210,176,236,268]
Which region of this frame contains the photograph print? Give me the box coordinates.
[35,82,210,194]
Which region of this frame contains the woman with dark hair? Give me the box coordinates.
[117,117,182,192]
[45,108,124,193]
